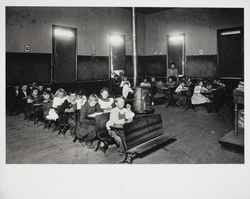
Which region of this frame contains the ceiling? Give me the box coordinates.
[123,7,174,15]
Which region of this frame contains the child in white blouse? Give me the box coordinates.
[46,88,67,120]
[106,96,135,153]
[120,76,134,99]
[98,88,114,112]
[174,81,189,108]
[76,89,87,110]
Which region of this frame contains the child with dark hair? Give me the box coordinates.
[25,88,43,121]
[120,76,134,99]
[111,74,122,95]
[140,77,151,87]
[75,94,103,147]
[76,89,87,110]
[106,95,135,153]
[19,84,28,117]
[57,92,78,135]
[46,88,67,121]
[11,85,21,116]
[38,85,44,96]
[174,81,189,108]
[166,77,177,88]
[150,77,157,97]
[42,90,52,120]
[99,87,115,112]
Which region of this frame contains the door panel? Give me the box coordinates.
[52,25,77,83]
[218,28,243,79]
[167,34,185,76]
[109,33,126,75]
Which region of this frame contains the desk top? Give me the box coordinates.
[87,112,106,118]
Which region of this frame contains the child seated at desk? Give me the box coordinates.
[46,88,67,121]
[174,81,189,108]
[106,96,135,153]
[42,90,53,127]
[166,77,176,88]
[191,80,212,112]
[98,87,115,112]
[120,76,134,99]
[140,78,151,87]
[75,94,103,147]
[212,79,226,89]
[76,89,87,111]
[185,77,193,87]
[25,88,43,121]
[58,92,78,135]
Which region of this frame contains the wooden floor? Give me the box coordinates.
[6,105,244,164]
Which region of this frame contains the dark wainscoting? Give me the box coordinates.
[6,52,218,86]
[142,55,167,77]
[6,52,51,85]
[77,56,109,81]
[125,56,144,78]
[125,55,166,79]
[186,55,217,78]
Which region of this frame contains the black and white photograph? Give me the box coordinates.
[1,0,250,199]
[5,6,244,164]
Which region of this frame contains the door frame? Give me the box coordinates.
[166,33,186,78]
[109,32,126,77]
[217,26,243,79]
[51,24,78,83]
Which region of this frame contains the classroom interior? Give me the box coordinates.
[5,7,244,164]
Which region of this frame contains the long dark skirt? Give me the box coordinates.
[75,119,97,142]
[174,93,188,108]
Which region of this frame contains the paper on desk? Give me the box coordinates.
[88,112,104,117]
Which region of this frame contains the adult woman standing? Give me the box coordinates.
[167,62,179,85]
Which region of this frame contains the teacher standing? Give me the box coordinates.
[167,62,179,85]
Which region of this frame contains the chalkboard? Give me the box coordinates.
[142,55,166,77]
[125,56,144,78]
[186,55,217,78]
[77,56,109,81]
[6,52,51,85]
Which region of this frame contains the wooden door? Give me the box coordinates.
[167,33,185,76]
[52,25,77,83]
[109,33,126,75]
[218,27,243,79]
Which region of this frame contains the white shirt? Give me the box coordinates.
[106,107,135,130]
[120,80,131,88]
[140,82,151,87]
[76,96,87,110]
[52,96,66,108]
[175,84,188,93]
[99,98,114,112]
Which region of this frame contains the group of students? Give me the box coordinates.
[173,77,226,111]
[9,82,53,119]
[11,82,135,153]
[9,74,226,151]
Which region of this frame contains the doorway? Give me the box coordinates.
[109,33,126,76]
[52,25,77,83]
[166,33,186,77]
[217,27,244,79]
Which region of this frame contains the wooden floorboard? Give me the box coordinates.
[6,105,244,164]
